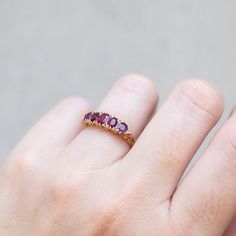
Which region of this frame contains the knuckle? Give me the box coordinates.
[175,79,224,119]
[94,200,118,229]
[48,173,82,206]
[59,96,91,110]
[116,74,159,100]
[94,194,136,234]
[49,181,77,206]
[81,199,122,235]
[96,189,124,216]
[94,185,136,222]
[5,156,36,183]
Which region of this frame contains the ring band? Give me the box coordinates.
[82,112,135,147]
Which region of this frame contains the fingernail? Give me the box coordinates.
[229,105,236,118]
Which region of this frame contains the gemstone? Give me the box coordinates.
[108,117,118,128]
[91,112,100,122]
[116,122,128,133]
[84,112,92,120]
[97,113,110,125]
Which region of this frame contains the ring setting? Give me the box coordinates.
[82,112,135,147]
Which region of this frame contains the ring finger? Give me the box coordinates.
[65,74,159,167]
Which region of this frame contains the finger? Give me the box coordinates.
[8,97,91,165]
[224,106,236,236]
[122,79,223,202]
[66,74,159,167]
[171,109,236,235]
[224,216,236,236]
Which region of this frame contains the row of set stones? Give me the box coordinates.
[83,112,129,134]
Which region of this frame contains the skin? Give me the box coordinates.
[1,74,236,235]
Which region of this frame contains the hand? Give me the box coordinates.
[1,75,236,236]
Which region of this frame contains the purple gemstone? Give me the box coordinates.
[108,117,118,128]
[91,112,100,122]
[116,122,128,133]
[84,112,92,121]
[97,113,110,124]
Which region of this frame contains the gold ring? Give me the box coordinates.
[82,112,135,147]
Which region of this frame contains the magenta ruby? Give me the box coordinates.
[108,117,118,128]
[116,122,128,133]
[97,113,110,124]
[84,112,92,121]
[91,112,100,122]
